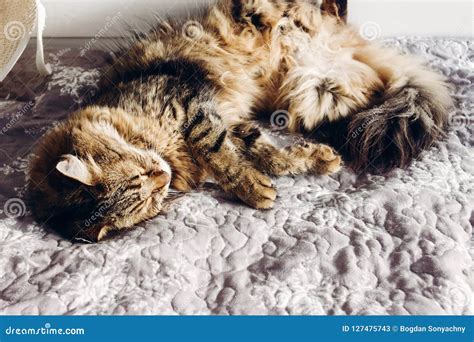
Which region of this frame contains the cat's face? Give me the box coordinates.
[227,0,288,31]
[227,0,323,31]
[30,110,172,242]
[55,145,171,242]
[224,0,324,54]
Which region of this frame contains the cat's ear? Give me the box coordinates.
[56,154,94,186]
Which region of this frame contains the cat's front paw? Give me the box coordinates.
[232,167,277,209]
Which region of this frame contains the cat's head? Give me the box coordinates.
[28,107,171,242]
[267,0,350,70]
[222,0,288,31]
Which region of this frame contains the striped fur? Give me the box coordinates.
[28,0,341,242]
[29,0,451,241]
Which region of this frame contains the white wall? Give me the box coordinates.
[41,0,473,38]
[41,0,207,38]
[349,0,473,37]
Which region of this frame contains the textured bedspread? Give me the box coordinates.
[0,38,472,315]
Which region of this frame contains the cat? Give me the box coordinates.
[28,0,452,242]
[28,0,343,242]
[267,1,453,171]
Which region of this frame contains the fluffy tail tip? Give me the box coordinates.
[347,83,453,173]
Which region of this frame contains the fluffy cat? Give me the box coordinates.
[29,0,452,241]
[268,1,453,171]
[28,0,342,242]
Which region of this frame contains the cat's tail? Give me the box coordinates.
[346,47,453,172]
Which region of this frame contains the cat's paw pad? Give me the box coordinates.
[233,168,277,210]
[309,144,343,174]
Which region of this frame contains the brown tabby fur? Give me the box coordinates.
[29,0,451,242]
[29,0,342,242]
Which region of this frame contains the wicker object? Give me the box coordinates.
[0,0,51,81]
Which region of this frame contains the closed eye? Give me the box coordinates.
[130,174,141,181]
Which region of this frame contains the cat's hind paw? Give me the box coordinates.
[289,142,342,175]
[310,144,343,175]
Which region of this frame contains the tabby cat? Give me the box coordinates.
[28,0,451,242]
[28,0,342,242]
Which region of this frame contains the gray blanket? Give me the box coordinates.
[0,37,472,315]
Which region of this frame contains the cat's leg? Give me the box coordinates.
[183,106,277,209]
[231,122,342,176]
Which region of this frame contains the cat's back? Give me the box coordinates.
[96,5,270,99]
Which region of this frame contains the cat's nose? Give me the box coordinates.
[151,170,171,189]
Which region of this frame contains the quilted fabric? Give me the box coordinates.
[0,38,472,315]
